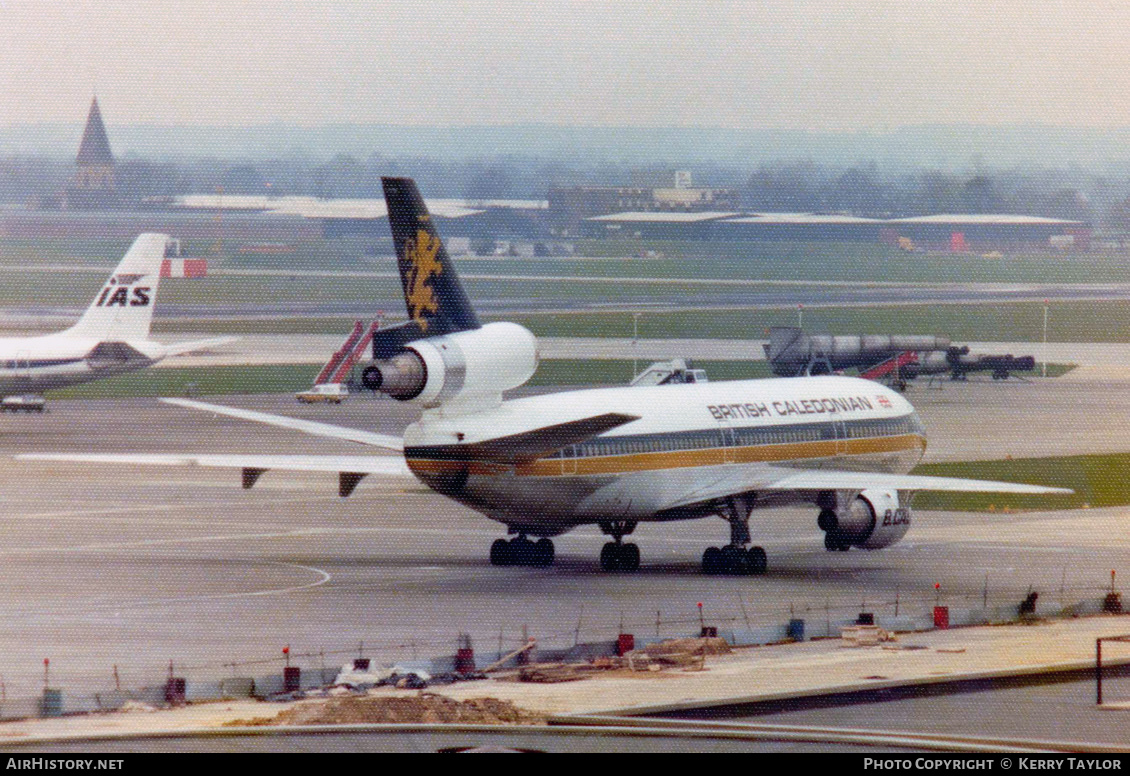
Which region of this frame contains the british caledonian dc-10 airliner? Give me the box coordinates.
[0,234,229,404]
[19,179,1070,575]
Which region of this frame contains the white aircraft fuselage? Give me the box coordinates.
[405,375,923,534]
[0,334,168,394]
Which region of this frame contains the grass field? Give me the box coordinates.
[45,364,323,399]
[543,239,1130,285]
[43,359,778,399]
[6,233,1130,311]
[502,301,1130,343]
[527,359,776,386]
[46,357,1070,399]
[11,235,1127,284]
[912,453,1130,512]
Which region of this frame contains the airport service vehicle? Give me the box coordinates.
[0,395,45,413]
[297,319,381,404]
[766,327,1036,387]
[630,359,709,386]
[296,383,349,404]
[0,234,230,402]
[20,179,1069,576]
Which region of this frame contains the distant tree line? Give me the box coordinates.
[744,161,1097,221]
[3,152,1130,227]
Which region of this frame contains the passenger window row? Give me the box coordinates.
[548,413,923,460]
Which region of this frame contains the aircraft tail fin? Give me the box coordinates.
[63,233,169,341]
[381,177,479,337]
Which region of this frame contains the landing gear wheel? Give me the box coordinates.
[702,546,724,575]
[601,541,640,572]
[620,543,640,572]
[600,542,619,571]
[824,531,850,552]
[491,536,555,567]
[703,545,768,575]
[721,545,748,575]
[490,538,512,566]
[533,538,555,567]
[747,546,767,575]
[511,536,533,565]
[817,508,838,532]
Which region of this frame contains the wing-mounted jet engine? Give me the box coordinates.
[816,489,911,552]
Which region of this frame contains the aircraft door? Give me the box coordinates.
[717,417,737,464]
[560,444,578,475]
[833,417,848,458]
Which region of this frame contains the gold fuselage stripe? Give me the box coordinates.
[406,433,926,478]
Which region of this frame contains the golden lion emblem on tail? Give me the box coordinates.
[403,229,443,329]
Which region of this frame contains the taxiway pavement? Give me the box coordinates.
[0,379,1127,701]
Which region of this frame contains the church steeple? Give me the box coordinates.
[76,97,114,166]
[66,97,118,207]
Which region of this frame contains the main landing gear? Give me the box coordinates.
[489,535,555,567]
[818,501,851,552]
[599,521,640,572]
[702,495,767,576]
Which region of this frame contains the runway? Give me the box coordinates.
[0,380,1128,701]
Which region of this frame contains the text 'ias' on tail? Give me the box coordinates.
[381,177,479,336]
[63,232,169,341]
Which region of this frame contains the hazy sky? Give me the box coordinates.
[2,1,1129,130]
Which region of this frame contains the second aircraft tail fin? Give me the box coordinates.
[62,233,169,341]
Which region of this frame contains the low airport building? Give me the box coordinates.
[581,210,1089,249]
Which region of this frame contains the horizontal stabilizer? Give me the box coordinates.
[16,453,413,492]
[414,413,641,464]
[161,336,240,358]
[160,398,404,451]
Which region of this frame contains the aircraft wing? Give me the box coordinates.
[161,398,404,451]
[161,336,241,358]
[657,465,1071,513]
[456,413,641,464]
[162,398,635,463]
[16,453,413,497]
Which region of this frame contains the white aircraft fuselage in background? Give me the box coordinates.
[0,333,166,395]
[0,234,228,398]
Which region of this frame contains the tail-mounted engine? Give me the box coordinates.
[361,322,538,406]
[823,489,911,550]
